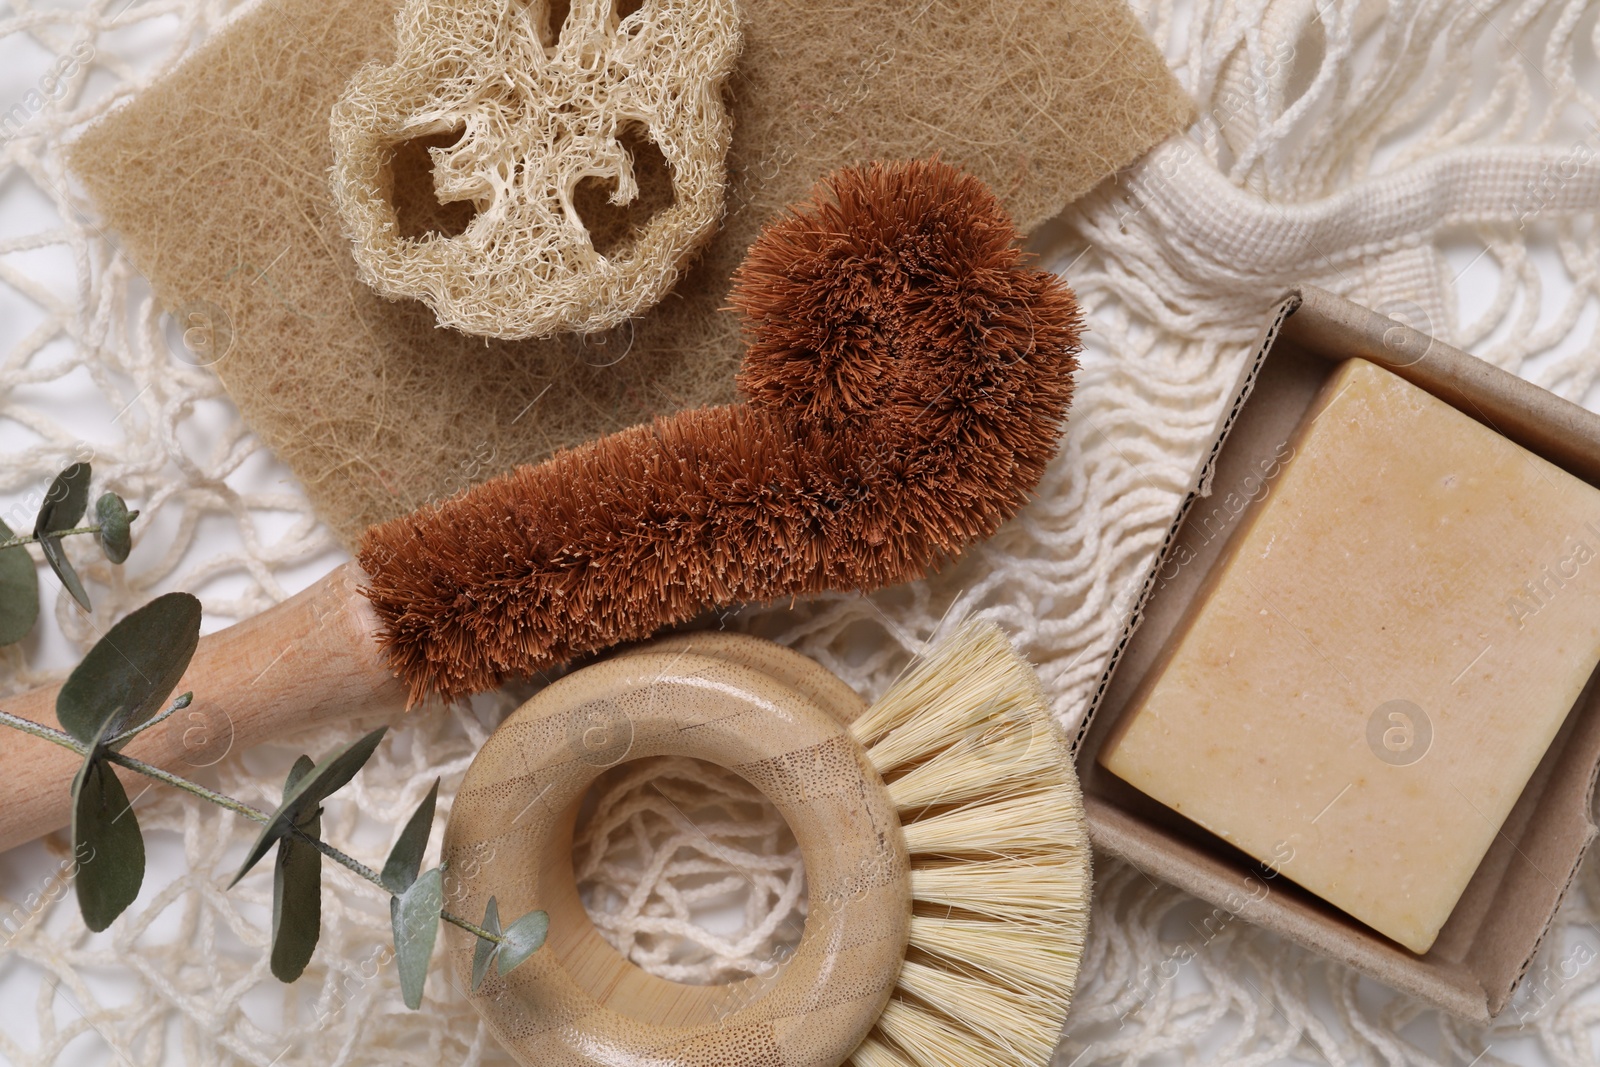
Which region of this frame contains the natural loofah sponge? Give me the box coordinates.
[357,159,1082,703]
[329,0,740,339]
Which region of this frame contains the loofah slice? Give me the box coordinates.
[328,0,740,339]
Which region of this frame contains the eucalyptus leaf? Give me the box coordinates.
[390,866,443,1009]
[40,535,89,612]
[0,516,38,646]
[229,727,388,888]
[470,896,501,993]
[94,493,133,565]
[380,778,439,894]
[496,909,549,976]
[269,770,322,982]
[70,735,145,932]
[35,463,92,611]
[56,592,202,747]
[284,754,315,794]
[34,463,91,538]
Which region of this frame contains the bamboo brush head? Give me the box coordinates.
[357,159,1082,704]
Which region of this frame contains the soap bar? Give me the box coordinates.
[1101,358,1600,953]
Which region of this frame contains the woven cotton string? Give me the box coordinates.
[0,0,1598,1060]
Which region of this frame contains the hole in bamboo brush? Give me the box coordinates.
[571,756,808,985]
[573,123,674,258]
[387,128,478,241]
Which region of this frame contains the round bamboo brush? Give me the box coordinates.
[0,158,1081,853]
[446,619,1089,1067]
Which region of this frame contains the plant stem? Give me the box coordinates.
[0,708,74,746]
[0,526,98,550]
[109,692,192,748]
[0,708,502,944]
[0,511,140,552]
[106,747,273,821]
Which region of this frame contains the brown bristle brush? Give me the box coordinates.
[0,158,1081,852]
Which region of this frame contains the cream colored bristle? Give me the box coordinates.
[844,619,1091,1067]
[867,1000,1002,1067]
[885,713,1065,810]
[872,997,1027,1067]
[910,858,1088,924]
[848,1035,917,1067]
[849,622,1038,766]
[901,787,1085,856]
[896,960,1062,1066]
[909,915,1084,1002]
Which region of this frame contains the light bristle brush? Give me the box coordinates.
[845,620,1089,1067]
[0,158,1080,854]
[444,619,1089,1067]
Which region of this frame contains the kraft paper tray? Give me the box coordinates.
[1072,285,1600,1022]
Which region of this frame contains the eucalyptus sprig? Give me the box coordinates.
[0,591,546,1007]
[0,462,140,644]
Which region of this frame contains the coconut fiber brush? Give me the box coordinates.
[0,158,1081,852]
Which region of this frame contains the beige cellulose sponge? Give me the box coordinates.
[329,0,739,340]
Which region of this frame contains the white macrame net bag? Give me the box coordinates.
[1,0,1598,1062]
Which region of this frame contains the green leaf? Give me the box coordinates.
[94,493,133,565]
[35,463,92,611]
[471,896,501,993]
[229,727,388,888]
[269,766,322,982]
[284,754,315,795]
[35,463,91,537]
[496,909,549,976]
[70,729,145,932]
[381,778,439,894]
[0,516,39,646]
[390,866,443,1009]
[41,541,88,612]
[56,592,202,747]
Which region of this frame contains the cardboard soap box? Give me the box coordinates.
[1072,285,1600,1022]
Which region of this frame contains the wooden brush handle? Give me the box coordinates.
[0,562,407,853]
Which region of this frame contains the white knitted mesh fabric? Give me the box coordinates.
[1,0,1599,1062]
[328,0,739,339]
[571,756,807,986]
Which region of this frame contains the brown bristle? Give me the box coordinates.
[357,158,1082,704]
